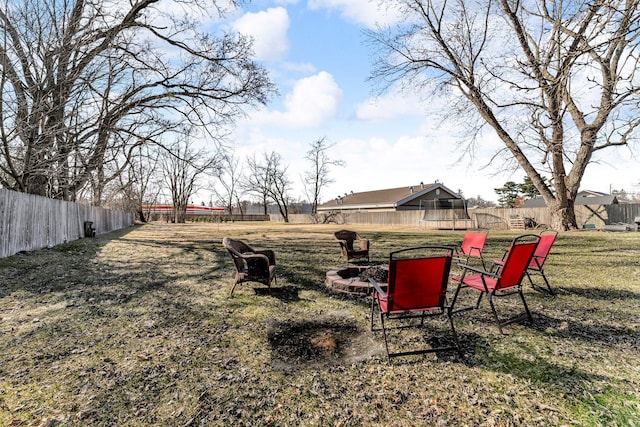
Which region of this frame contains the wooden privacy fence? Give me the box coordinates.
[0,188,135,259]
[274,204,640,230]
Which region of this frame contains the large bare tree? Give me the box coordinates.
[0,0,275,203]
[369,0,640,230]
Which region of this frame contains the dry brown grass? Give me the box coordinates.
[1,222,639,426]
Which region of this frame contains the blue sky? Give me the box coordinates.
[208,0,640,203]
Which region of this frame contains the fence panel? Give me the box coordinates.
[0,188,135,258]
[607,204,640,224]
[280,204,640,229]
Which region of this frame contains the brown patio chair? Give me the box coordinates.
[334,229,370,265]
[222,237,276,296]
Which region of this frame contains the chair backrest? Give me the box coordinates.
[496,234,540,289]
[222,237,254,254]
[531,230,558,266]
[334,230,359,250]
[222,237,255,272]
[386,246,453,312]
[460,230,487,257]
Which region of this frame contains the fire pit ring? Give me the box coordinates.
[325,265,388,296]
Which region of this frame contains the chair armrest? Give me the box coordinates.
[368,278,387,299]
[456,263,499,279]
[244,253,270,274]
[254,249,276,265]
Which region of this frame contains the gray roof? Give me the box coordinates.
[522,191,619,208]
[318,183,461,211]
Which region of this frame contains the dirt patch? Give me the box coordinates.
[267,310,382,369]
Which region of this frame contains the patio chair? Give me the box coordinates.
[454,229,488,269]
[368,246,461,361]
[450,234,540,334]
[334,230,370,265]
[492,230,558,294]
[222,237,277,296]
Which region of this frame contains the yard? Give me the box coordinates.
[1,222,639,426]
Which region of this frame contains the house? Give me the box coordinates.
[317,182,465,213]
[522,190,619,208]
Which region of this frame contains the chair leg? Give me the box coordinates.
[519,288,533,322]
[526,269,555,295]
[380,314,391,362]
[230,281,239,296]
[370,297,376,331]
[487,293,504,334]
[475,292,484,309]
[539,269,555,295]
[449,282,464,312]
[447,310,463,356]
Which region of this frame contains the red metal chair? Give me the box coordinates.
[368,246,460,361]
[454,229,488,269]
[450,234,540,334]
[492,230,558,294]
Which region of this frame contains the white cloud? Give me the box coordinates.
[308,0,403,29]
[355,91,424,121]
[233,7,290,61]
[249,71,343,128]
[280,61,317,75]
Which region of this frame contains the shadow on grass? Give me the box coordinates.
[254,285,302,302]
[563,286,640,301]
[482,344,610,395]
[531,313,639,347]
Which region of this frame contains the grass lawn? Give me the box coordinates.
[1,222,639,426]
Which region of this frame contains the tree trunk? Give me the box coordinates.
[548,198,578,231]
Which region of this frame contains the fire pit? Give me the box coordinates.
[325,265,388,295]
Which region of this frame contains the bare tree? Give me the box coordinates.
[266,152,292,223]
[214,152,243,215]
[243,151,292,221]
[109,144,164,222]
[369,0,640,230]
[243,153,273,215]
[303,137,345,214]
[0,0,275,203]
[161,137,220,223]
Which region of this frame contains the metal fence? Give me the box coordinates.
[0,188,135,258]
